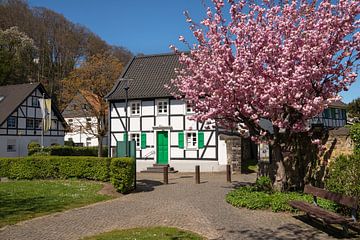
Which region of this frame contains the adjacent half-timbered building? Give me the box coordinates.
[310,100,347,128]
[62,90,108,147]
[0,83,66,157]
[105,53,228,172]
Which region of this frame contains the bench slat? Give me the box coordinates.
[304,185,358,209]
[289,200,352,224]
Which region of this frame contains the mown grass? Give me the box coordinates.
[82,226,206,240]
[0,180,112,227]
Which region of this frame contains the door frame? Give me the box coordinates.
[153,126,171,164]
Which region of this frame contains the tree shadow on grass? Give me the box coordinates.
[0,193,67,226]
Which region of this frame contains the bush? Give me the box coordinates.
[0,156,135,193]
[110,158,135,194]
[0,156,110,181]
[325,154,360,199]
[255,176,273,192]
[28,145,108,157]
[349,123,360,154]
[27,142,41,155]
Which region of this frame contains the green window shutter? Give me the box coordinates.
[324,109,330,118]
[178,132,184,149]
[330,108,336,118]
[123,133,128,142]
[198,131,204,149]
[141,132,146,149]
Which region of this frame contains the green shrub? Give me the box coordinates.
[27,142,41,155]
[0,156,110,181]
[255,176,273,192]
[0,156,135,194]
[28,145,108,157]
[110,157,135,194]
[326,154,360,198]
[349,123,360,154]
[226,186,336,212]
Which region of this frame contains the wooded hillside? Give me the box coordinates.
[0,0,132,107]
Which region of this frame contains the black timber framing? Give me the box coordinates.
[0,87,65,137]
[109,98,218,161]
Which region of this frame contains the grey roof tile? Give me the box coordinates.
[106,53,181,100]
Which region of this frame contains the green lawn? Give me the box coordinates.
[0,180,112,227]
[82,227,205,240]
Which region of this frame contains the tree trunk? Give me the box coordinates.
[98,135,103,157]
[271,143,287,192]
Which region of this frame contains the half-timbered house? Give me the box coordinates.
[0,83,66,157]
[105,53,229,172]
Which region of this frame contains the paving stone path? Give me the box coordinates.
[0,173,354,240]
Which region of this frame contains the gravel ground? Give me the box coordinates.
[0,172,357,240]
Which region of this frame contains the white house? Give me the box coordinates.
[105,53,348,172]
[0,83,66,157]
[105,53,230,172]
[62,91,108,147]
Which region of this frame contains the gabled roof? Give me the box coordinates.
[105,53,181,100]
[329,100,347,109]
[62,90,107,118]
[0,83,66,127]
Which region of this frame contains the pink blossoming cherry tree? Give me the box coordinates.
[171,0,359,191]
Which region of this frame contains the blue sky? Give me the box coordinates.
[28,0,359,103]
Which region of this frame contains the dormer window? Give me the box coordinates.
[131,102,140,116]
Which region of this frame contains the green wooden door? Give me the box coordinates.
[157,131,168,164]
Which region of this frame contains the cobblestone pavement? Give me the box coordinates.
[0,173,355,240]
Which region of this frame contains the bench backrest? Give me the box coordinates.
[304,185,358,209]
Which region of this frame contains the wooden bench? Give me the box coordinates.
[289,185,358,235]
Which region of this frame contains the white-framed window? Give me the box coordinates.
[26,118,34,129]
[130,102,141,116]
[32,96,39,107]
[86,118,92,129]
[157,100,168,115]
[186,131,197,149]
[35,119,42,129]
[7,139,16,152]
[86,137,92,147]
[335,108,340,119]
[186,102,194,114]
[130,133,140,148]
[67,118,73,127]
[7,116,16,128]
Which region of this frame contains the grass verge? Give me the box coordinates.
[226,185,338,212]
[0,180,112,228]
[82,226,205,240]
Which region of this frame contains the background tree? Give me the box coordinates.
[171,0,359,191]
[62,54,123,157]
[0,0,132,104]
[0,26,37,85]
[347,97,360,119]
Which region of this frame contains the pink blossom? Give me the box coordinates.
[170,0,359,143]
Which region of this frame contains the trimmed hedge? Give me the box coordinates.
[110,158,135,194]
[0,156,135,193]
[28,145,108,157]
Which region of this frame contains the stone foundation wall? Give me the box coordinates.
[322,127,354,163]
[220,134,253,173]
